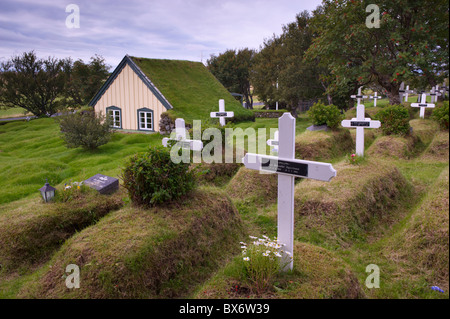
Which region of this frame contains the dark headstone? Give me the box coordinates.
[84,174,119,194]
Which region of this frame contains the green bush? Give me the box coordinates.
[58,110,112,150]
[307,102,343,129]
[432,101,449,129]
[375,105,410,136]
[121,146,196,206]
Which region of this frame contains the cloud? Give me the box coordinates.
[0,0,322,66]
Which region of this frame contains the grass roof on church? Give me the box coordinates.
[130,57,254,124]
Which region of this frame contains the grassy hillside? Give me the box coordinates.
[0,118,163,205]
[131,57,254,124]
[0,102,448,300]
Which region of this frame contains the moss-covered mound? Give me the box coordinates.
[294,159,413,246]
[295,129,354,161]
[225,167,278,205]
[387,167,449,293]
[366,135,419,159]
[192,241,363,299]
[19,188,244,299]
[0,189,124,273]
[421,130,449,162]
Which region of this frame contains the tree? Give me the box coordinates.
[0,51,68,117]
[306,0,449,105]
[64,55,110,106]
[252,11,329,113]
[207,48,255,108]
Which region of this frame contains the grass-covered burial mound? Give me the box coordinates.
[19,188,244,298]
[293,159,413,246]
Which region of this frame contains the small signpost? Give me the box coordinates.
[242,113,337,271]
[210,99,234,126]
[341,104,381,156]
[369,92,382,107]
[162,118,203,151]
[411,93,435,119]
[267,130,279,153]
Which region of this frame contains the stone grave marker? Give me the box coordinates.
[84,174,119,194]
[210,99,234,126]
[341,103,381,156]
[162,118,203,151]
[242,113,337,271]
[411,93,435,119]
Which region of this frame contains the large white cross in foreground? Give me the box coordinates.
[341,104,381,156]
[242,113,337,271]
[162,118,203,151]
[210,99,234,126]
[411,93,435,119]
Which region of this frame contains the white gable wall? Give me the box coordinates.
[94,63,166,132]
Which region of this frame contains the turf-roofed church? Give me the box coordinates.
[89,54,252,132]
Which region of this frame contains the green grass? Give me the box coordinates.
[131,57,254,124]
[0,107,31,119]
[0,118,163,205]
[0,110,448,299]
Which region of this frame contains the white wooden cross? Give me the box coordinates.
[403,85,415,102]
[210,99,234,126]
[369,92,382,107]
[162,118,203,151]
[430,85,442,103]
[341,104,381,156]
[267,130,279,153]
[411,93,435,119]
[440,85,449,100]
[350,87,368,106]
[242,113,337,271]
[399,82,406,102]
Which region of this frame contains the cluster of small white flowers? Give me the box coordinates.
[241,235,289,262]
[64,181,83,191]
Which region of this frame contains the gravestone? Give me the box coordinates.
[369,92,382,107]
[267,130,279,153]
[351,87,368,106]
[341,103,381,156]
[162,118,203,151]
[411,93,435,119]
[243,113,337,271]
[404,85,414,102]
[210,99,234,126]
[430,85,442,103]
[84,174,119,194]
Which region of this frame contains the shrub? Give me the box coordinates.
[58,110,112,150]
[432,101,449,129]
[375,105,410,135]
[121,146,196,206]
[307,102,343,129]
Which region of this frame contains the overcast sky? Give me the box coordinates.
[0,0,323,68]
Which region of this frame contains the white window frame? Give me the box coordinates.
[138,110,153,131]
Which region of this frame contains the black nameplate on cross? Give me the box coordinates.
[215,112,228,117]
[351,121,371,127]
[261,158,309,178]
